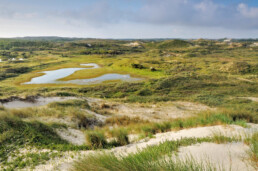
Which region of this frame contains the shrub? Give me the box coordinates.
[131,63,145,69]
[157,39,191,49]
[48,100,90,109]
[136,88,152,96]
[86,131,107,149]
[105,116,148,126]
[75,113,98,129]
[55,91,76,97]
[220,62,252,74]
[250,132,258,166]
[111,129,129,146]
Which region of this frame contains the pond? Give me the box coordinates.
[23,63,141,85]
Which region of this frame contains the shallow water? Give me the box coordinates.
[24,63,140,85]
[64,73,141,85]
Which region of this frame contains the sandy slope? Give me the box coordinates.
[30,124,258,171]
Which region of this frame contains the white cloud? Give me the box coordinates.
[238,3,258,18]
[194,0,218,12]
[0,0,257,38]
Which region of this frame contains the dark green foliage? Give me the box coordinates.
[136,88,152,96]
[48,99,90,109]
[0,66,31,81]
[131,63,145,69]
[157,39,191,49]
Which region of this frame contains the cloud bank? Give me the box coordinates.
[0,0,257,38]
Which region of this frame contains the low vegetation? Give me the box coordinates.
[72,136,241,171]
[246,132,258,168]
[0,38,257,170]
[0,112,89,170]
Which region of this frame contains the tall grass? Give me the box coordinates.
[105,116,149,126]
[110,128,129,146]
[249,132,258,168]
[80,110,251,145]
[5,99,98,129]
[0,112,88,169]
[103,111,249,138]
[86,131,107,149]
[72,137,230,171]
[73,153,217,171]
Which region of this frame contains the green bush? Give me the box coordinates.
[111,129,129,146]
[86,131,107,149]
[136,88,152,96]
[157,39,191,49]
[250,132,258,165]
[131,63,145,69]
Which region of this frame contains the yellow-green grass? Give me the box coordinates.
[2,55,163,87]
[2,58,97,86]
[61,57,166,81]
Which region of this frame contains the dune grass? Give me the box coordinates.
[246,132,258,169]
[72,136,240,171]
[96,110,249,139]
[79,110,250,150]
[0,38,257,170]
[0,105,92,170]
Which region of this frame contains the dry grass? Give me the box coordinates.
[105,116,149,126]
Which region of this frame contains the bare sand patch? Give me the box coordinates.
[88,99,213,122]
[238,97,258,102]
[177,142,255,171]
[56,128,86,146]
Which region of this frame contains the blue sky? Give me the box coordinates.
[0,0,257,38]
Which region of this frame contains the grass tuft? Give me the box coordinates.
[111,128,129,146]
[86,131,108,149]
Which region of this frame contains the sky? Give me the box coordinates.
[0,0,258,39]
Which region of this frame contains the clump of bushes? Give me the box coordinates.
[105,116,148,126]
[5,66,30,74]
[141,122,172,136]
[111,129,129,146]
[48,99,90,109]
[184,53,197,57]
[75,113,99,129]
[131,63,145,69]
[250,132,258,166]
[86,131,107,149]
[54,91,76,97]
[150,67,157,71]
[136,88,152,96]
[0,66,31,81]
[157,39,191,49]
[220,61,252,74]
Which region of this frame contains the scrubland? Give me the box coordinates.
[0,38,257,170]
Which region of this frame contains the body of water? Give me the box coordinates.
[23,63,140,85]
